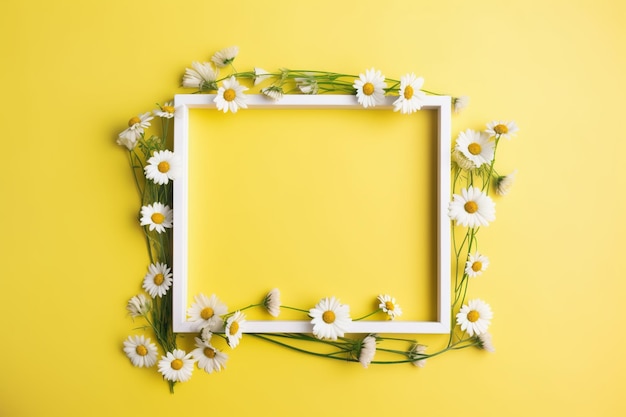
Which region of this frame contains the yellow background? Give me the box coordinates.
[1,0,624,416]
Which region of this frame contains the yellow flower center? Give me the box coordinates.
[162,105,175,114]
[153,273,164,285]
[157,161,170,173]
[204,347,216,358]
[468,143,482,155]
[171,359,183,370]
[200,307,214,320]
[464,201,478,214]
[151,213,165,224]
[135,345,148,356]
[494,124,508,134]
[322,310,336,324]
[362,82,375,96]
[471,261,482,272]
[403,85,414,99]
[128,116,141,127]
[223,88,236,101]
[467,310,480,322]
[385,301,395,311]
[229,321,239,335]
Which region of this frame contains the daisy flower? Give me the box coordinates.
[191,337,228,374]
[477,332,495,353]
[455,129,495,168]
[454,95,469,113]
[139,202,173,233]
[142,262,173,298]
[452,148,477,171]
[117,112,153,150]
[456,298,493,337]
[410,344,427,368]
[448,186,496,228]
[157,349,194,382]
[214,76,248,113]
[144,150,181,185]
[309,296,352,340]
[253,67,272,85]
[393,73,426,114]
[261,85,284,101]
[295,77,319,95]
[263,288,281,317]
[182,61,219,91]
[353,68,386,108]
[358,335,377,368]
[123,335,158,367]
[200,327,213,342]
[465,252,489,278]
[495,169,518,196]
[377,294,402,320]
[211,46,239,68]
[126,294,150,318]
[486,120,519,140]
[153,101,176,119]
[225,311,246,348]
[187,293,228,332]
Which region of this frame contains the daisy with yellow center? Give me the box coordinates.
[393,73,426,114]
[465,252,489,278]
[123,335,158,367]
[377,294,403,320]
[142,262,173,298]
[191,337,228,374]
[144,150,180,185]
[117,112,153,150]
[486,120,519,140]
[456,298,493,337]
[358,334,377,368]
[309,296,352,340]
[448,186,496,228]
[182,61,219,91]
[455,129,495,168]
[214,76,249,113]
[153,101,176,119]
[225,311,246,349]
[157,349,194,382]
[353,68,387,108]
[187,293,228,332]
[139,202,173,234]
[211,46,239,68]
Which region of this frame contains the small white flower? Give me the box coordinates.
[295,77,319,94]
[214,76,248,113]
[448,186,496,228]
[393,73,426,114]
[158,349,194,382]
[455,129,495,168]
[142,262,173,298]
[126,294,151,318]
[454,95,470,113]
[211,46,239,68]
[309,296,352,340]
[261,85,284,101]
[495,169,518,196]
[452,148,477,170]
[225,311,246,348]
[477,332,495,353]
[253,67,272,85]
[377,294,402,320]
[486,120,519,140]
[144,150,181,185]
[140,202,173,233]
[263,288,281,317]
[358,335,377,368]
[191,337,228,373]
[456,298,493,337]
[117,112,153,150]
[123,335,158,367]
[182,61,219,90]
[465,252,489,278]
[201,327,213,342]
[187,293,228,332]
[353,68,386,108]
[153,101,176,119]
[410,344,427,368]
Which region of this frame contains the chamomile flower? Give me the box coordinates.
[157,349,194,382]
[201,327,213,342]
[261,85,284,101]
[123,335,158,368]
[452,148,477,171]
[295,77,319,94]
[187,293,228,332]
[477,332,495,353]
[117,112,153,150]
[142,262,173,298]
[410,344,427,368]
[486,120,519,140]
[182,61,219,91]
[456,299,493,337]
[455,129,495,168]
[139,202,173,233]
[393,73,426,114]
[263,288,281,317]
[377,294,402,320]
[448,186,496,228]
[126,294,151,318]
[144,150,180,185]
[465,252,489,278]
[225,311,246,348]
[253,67,272,85]
[153,101,176,119]
[211,46,239,68]
[454,95,469,113]
[309,296,352,340]
[358,335,377,368]
[191,337,228,373]
[214,76,248,113]
[495,169,518,196]
[353,68,386,108]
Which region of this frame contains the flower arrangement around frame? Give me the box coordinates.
[118,46,518,392]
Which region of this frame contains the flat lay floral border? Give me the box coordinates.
[118,46,518,392]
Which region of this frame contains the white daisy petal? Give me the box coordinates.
[225,311,246,348]
[139,202,173,233]
[393,73,426,114]
[309,296,352,340]
[191,337,228,373]
[455,129,495,168]
[486,120,519,140]
[187,293,228,332]
[142,262,173,297]
[455,298,493,337]
[377,294,402,320]
[353,68,386,108]
[157,349,194,382]
[464,252,489,278]
[214,76,248,113]
[123,335,158,367]
[144,150,181,185]
[448,186,496,228]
